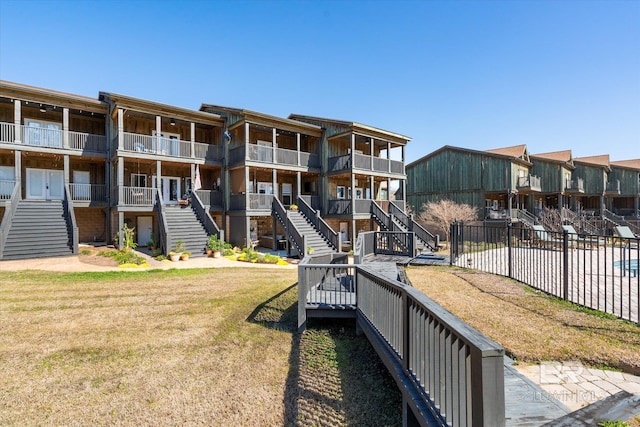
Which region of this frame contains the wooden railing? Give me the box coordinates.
[297,196,341,251]
[0,123,106,153]
[194,189,223,208]
[69,184,107,202]
[328,153,405,175]
[273,197,306,256]
[68,130,107,153]
[115,186,155,206]
[155,191,170,256]
[193,142,223,161]
[0,181,20,259]
[517,175,541,192]
[228,143,319,168]
[63,185,79,255]
[0,179,15,200]
[389,201,438,251]
[297,251,506,426]
[565,178,584,192]
[606,179,621,194]
[191,191,221,239]
[0,122,15,143]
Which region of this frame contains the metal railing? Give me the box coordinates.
[297,252,506,426]
[450,222,639,323]
[0,180,16,200]
[0,181,20,259]
[297,196,341,251]
[69,183,107,202]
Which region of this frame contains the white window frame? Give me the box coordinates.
[131,173,147,188]
[337,186,346,199]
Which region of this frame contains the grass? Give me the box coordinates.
[0,268,400,426]
[406,266,640,375]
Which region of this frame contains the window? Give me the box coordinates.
[131,173,147,188]
[337,186,346,199]
[355,188,363,199]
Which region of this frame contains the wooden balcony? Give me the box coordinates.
[0,122,106,154]
[517,175,542,192]
[0,179,15,201]
[69,184,107,205]
[118,132,222,162]
[565,178,585,193]
[326,199,373,215]
[228,144,320,169]
[328,153,405,175]
[605,179,621,195]
[112,186,156,206]
[229,193,274,211]
[194,189,223,210]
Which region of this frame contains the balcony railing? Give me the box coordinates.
[0,179,15,200]
[327,199,373,215]
[113,186,156,206]
[0,122,106,153]
[517,174,541,192]
[228,143,320,168]
[120,132,222,161]
[229,193,274,210]
[565,178,585,193]
[194,189,223,208]
[69,184,107,202]
[194,142,223,161]
[606,179,621,194]
[328,153,405,175]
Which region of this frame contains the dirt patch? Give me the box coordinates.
[77,245,120,267]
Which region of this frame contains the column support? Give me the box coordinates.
[370,176,375,201]
[272,128,277,165]
[14,100,21,143]
[387,141,391,173]
[156,160,162,190]
[63,108,69,149]
[296,171,301,200]
[117,109,124,150]
[387,177,391,201]
[370,137,374,170]
[190,122,196,158]
[245,167,250,209]
[63,155,70,185]
[14,151,21,199]
[296,133,301,166]
[272,168,278,200]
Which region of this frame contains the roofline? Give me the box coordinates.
[407,145,532,169]
[100,92,224,125]
[1,80,107,114]
[610,159,640,171]
[288,113,411,142]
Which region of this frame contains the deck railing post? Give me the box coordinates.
[507,222,513,279]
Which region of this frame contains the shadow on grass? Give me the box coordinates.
[247,285,402,426]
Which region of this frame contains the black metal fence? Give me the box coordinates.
[450,222,639,324]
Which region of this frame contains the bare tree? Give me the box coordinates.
[418,199,478,240]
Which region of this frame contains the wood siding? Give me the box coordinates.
[574,163,606,195]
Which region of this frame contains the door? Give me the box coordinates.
[73,171,90,200]
[26,168,64,200]
[281,183,292,205]
[137,216,153,247]
[153,176,181,204]
[340,222,349,243]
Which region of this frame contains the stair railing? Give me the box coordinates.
[512,208,537,228]
[388,201,439,251]
[0,181,20,259]
[155,190,171,256]
[604,209,640,235]
[191,191,221,238]
[273,197,309,256]
[371,200,391,230]
[63,184,79,254]
[297,196,341,251]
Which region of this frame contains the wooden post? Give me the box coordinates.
[190,122,195,158]
[14,99,21,143]
[63,155,70,185]
[296,132,301,166]
[296,171,301,200]
[117,109,124,150]
[370,137,374,171]
[272,127,277,164]
[387,141,391,173]
[14,151,21,195]
[63,108,69,149]
[156,160,161,190]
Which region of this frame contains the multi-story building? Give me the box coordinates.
[609,159,640,217]
[0,80,414,260]
[529,150,578,214]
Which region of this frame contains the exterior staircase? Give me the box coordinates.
[272,198,338,257]
[1,200,74,260]
[162,205,210,256]
[287,210,336,255]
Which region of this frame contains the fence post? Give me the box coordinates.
[507,221,513,278]
[563,229,569,300]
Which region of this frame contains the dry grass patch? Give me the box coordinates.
[406,266,640,375]
[1,268,402,426]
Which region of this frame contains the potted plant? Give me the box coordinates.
[169,240,185,262]
[306,246,314,255]
[180,251,191,261]
[347,249,354,264]
[146,233,157,251]
[208,235,224,258]
[290,204,298,211]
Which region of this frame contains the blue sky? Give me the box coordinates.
[1,0,638,163]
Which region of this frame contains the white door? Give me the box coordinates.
[73,171,90,199]
[137,216,153,246]
[26,168,64,200]
[154,176,180,204]
[340,222,349,243]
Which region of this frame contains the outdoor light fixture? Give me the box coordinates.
[170,118,176,126]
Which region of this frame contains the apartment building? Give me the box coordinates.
[0,80,412,259]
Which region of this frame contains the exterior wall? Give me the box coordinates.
[75,207,108,242]
[610,167,639,196]
[574,163,605,195]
